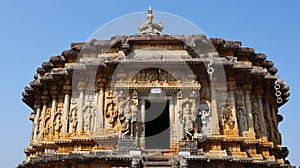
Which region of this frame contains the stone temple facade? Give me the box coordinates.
[19,8,294,168]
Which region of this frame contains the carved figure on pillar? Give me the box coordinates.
[36,117,42,139]
[235,93,245,106]
[120,115,130,137]
[83,105,96,131]
[184,116,194,140]
[182,103,196,140]
[221,103,235,130]
[118,98,132,137]
[69,98,78,133]
[131,90,138,138]
[53,113,62,136]
[69,108,78,133]
[105,101,119,128]
[44,118,51,139]
[43,108,52,139]
[196,103,211,134]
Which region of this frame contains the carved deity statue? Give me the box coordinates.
[53,114,62,136]
[120,114,130,137]
[83,105,96,131]
[69,108,78,133]
[184,116,194,140]
[106,102,118,127]
[196,103,211,134]
[118,99,132,136]
[182,103,196,140]
[221,103,235,130]
[44,118,51,138]
[237,108,248,134]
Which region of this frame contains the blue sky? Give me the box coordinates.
[0,0,299,167]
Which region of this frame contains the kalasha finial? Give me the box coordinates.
[147,6,153,23]
[138,7,163,35]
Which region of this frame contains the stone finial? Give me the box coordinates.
[147,6,153,23]
[138,7,163,35]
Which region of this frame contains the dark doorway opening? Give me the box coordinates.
[145,100,170,149]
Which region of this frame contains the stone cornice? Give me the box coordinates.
[22,34,290,110]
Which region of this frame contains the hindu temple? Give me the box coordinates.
[19,8,294,168]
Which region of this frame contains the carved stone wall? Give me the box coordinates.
[20,34,293,167]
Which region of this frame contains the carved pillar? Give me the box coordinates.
[77,82,85,133]
[170,97,175,125]
[256,89,267,137]
[243,85,255,138]
[32,103,41,144]
[175,91,182,125]
[175,91,184,140]
[211,82,220,135]
[141,100,145,124]
[263,91,274,140]
[98,86,105,129]
[270,102,280,144]
[50,86,58,139]
[227,81,239,131]
[39,100,47,140]
[62,85,71,134]
[140,99,145,148]
[132,90,138,139]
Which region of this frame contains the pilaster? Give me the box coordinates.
[62,84,71,134]
[243,84,255,139]
[210,80,220,135]
[97,84,105,129]
[77,81,85,134]
[32,103,42,144]
[255,89,268,137]
[50,85,58,140]
[227,81,239,135]
[263,90,274,141]
[39,93,49,141]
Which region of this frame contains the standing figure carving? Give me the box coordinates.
[53,114,62,136]
[105,101,118,128]
[221,103,235,130]
[44,118,51,139]
[118,98,132,136]
[69,107,78,133]
[235,93,245,106]
[182,103,195,140]
[196,103,211,135]
[43,108,52,139]
[83,105,96,131]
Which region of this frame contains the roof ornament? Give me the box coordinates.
[138,7,163,35]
